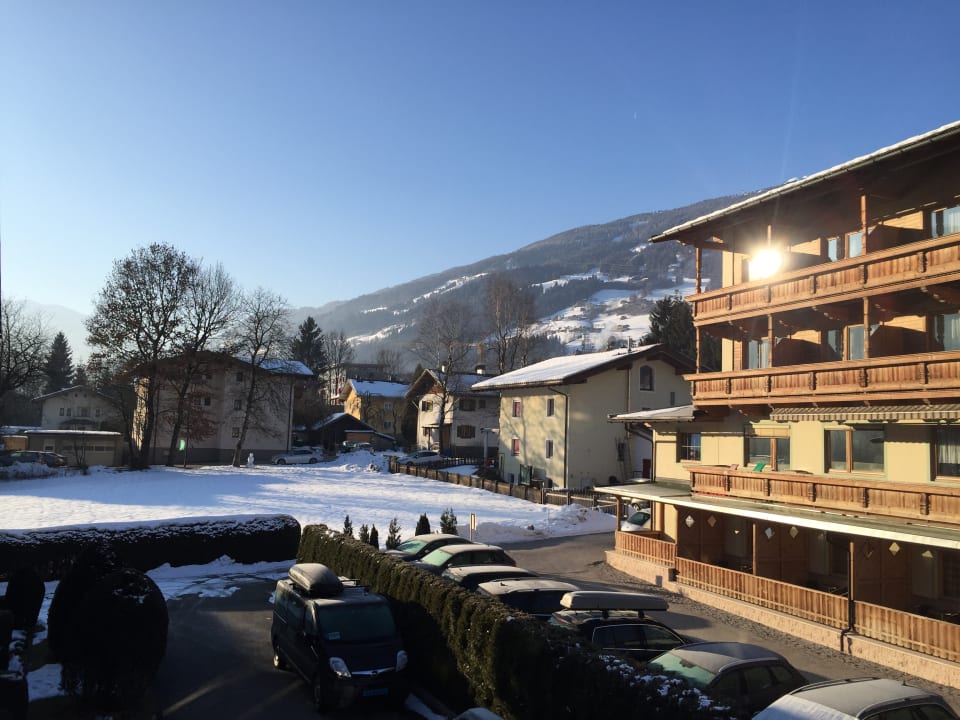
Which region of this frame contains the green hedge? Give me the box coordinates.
[0,514,301,581]
[297,524,727,720]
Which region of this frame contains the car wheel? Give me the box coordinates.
[272,644,287,671]
[308,457,318,464]
[276,458,286,465]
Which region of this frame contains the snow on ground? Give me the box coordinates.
[0,452,615,706]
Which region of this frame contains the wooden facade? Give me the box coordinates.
[605,122,960,682]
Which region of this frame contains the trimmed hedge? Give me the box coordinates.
[297,524,728,720]
[0,514,301,581]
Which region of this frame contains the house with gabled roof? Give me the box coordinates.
[472,345,693,489]
[406,369,499,458]
[339,378,409,440]
[33,385,123,432]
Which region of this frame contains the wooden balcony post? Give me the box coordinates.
[863,296,871,359]
[696,246,702,294]
[861,194,869,254]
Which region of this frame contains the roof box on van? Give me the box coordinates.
[288,563,344,597]
[559,590,668,612]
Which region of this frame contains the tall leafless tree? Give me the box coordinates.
[85,244,199,469]
[483,273,538,374]
[160,264,240,465]
[323,330,355,403]
[230,288,291,467]
[409,297,477,455]
[374,347,406,380]
[0,297,49,424]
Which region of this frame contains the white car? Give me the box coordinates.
[270,447,327,465]
[396,450,441,465]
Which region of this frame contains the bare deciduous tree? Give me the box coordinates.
[323,330,355,403]
[483,273,538,374]
[0,297,49,423]
[374,347,406,380]
[230,288,291,467]
[409,298,477,455]
[85,243,199,469]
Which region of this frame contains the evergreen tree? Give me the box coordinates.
[72,363,88,386]
[342,514,353,538]
[415,513,431,535]
[385,517,402,549]
[368,525,379,549]
[440,508,458,535]
[289,316,327,375]
[358,524,370,544]
[641,293,719,370]
[43,331,74,393]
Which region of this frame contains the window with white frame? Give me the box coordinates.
[459,398,476,411]
[638,365,653,391]
[421,400,433,412]
[511,437,520,456]
[512,400,522,417]
[746,338,770,369]
[678,432,701,462]
[932,205,960,238]
[457,425,476,439]
[934,313,960,351]
[936,426,960,477]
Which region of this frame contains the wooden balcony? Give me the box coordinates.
[688,466,960,528]
[691,233,960,325]
[688,350,960,405]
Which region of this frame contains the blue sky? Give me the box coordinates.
[3,1,960,316]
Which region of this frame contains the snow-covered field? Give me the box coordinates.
[0,452,615,708]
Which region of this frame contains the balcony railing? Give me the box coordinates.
[691,233,960,324]
[688,466,960,528]
[688,350,960,405]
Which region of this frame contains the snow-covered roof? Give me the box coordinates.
[471,346,674,391]
[253,358,313,377]
[407,368,500,397]
[608,405,697,423]
[650,120,960,244]
[344,379,409,398]
[32,385,105,402]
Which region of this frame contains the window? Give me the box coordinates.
[59,408,64,416]
[545,439,554,458]
[204,396,211,406]
[234,399,243,411]
[847,230,864,258]
[422,427,431,437]
[827,230,865,260]
[546,398,555,417]
[825,328,844,360]
[746,338,770,369]
[747,436,790,471]
[457,425,476,439]
[512,400,522,417]
[78,407,89,417]
[477,398,487,409]
[511,437,520,456]
[236,372,244,382]
[421,400,433,412]
[678,432,701,462]
[827,427,884,472]
[848,325,865,360]
[95,408,101,417]
[459,398,476,411]
[936,427,960,477]
[383,420,393,429]
[231,427,240,438]
[669,391,676,405]
[638,365,654,391]
[66,408,72,417]
[934,313,960,351]
[932,205,960,238]
[384,401,393,411]
[944,551,960,599]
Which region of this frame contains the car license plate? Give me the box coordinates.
[362,687,388,697]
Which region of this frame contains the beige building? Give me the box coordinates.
[137,353,312,465]
[472,346,693,489]
[407,369,499,458]
[339,379,409,439]
[602,122,960,687]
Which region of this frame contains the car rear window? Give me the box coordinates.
[646,652,716,690]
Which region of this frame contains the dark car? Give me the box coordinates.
[549,590,686,662]
[1,450,67,467]
[271,563,409,711]
[384,533,473,562]
[440,564,538,591]
[754,677,959,720]
[646,641,808,719]
[412,543,515,575]
[476,577,581,620]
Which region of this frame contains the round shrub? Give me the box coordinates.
[4,565,45,631]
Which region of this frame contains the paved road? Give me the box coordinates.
[151,532,960,718]
[504,532,960,712]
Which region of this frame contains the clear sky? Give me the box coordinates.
[3,1,960,316]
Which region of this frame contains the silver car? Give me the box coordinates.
[269,447,327,465]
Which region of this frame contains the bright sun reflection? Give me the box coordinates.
[749,247,782,279]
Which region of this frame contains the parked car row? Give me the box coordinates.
[394,534,959,720]
[0,450,67,467]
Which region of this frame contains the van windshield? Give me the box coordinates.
[315,603,397,643]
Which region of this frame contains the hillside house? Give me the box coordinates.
[601,122,960,686]
[406,369,499,458]
[137,352,312,465]
[339,378,409,440]
[472,345,693,489]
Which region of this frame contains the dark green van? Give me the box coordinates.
[271,563,409,711]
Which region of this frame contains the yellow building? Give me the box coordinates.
[473,345,693,489]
